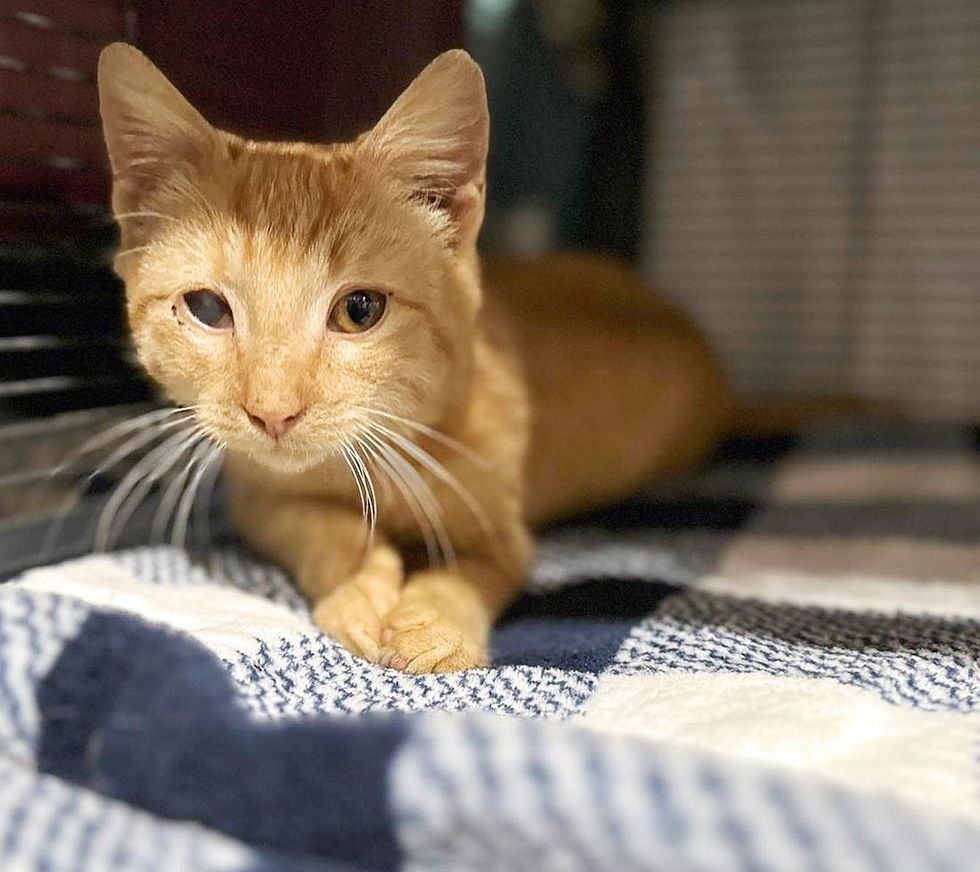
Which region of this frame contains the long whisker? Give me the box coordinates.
[43,406,193,484]
[369,422,499,555]
[361,430,456,568]
[192,446,225,551]
[356,434,440,568]
[151,432,209,543]
[94,426,202,551]
[348,439,378,533]
[384,446,456,569]
[152,459,196,545]
[172,440,218,550]
[340,440,370,529]
[108,429,204,549]
[356,407,492,469]
[41,411,195,556]
[340,439,376,563]
[86,414,197,484]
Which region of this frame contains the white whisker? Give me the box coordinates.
[356,406,492,468]
[87,414,196,484]
[361,430,456,568]
[357,434,440,568]
[369,422,499,555]
[348,439,378,533]
[152,434,208,543]
[340,440,376,562]
[172,440,218,550]
[41,411,195,556]
[94,427,202,551]
[52,406,193,480]
[108,429,204,549]
[340,441,370,529]
[191,445,225,551]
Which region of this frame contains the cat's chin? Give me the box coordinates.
[251,450,328,476]
[225,442,332,477]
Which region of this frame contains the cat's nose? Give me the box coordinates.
[244,404,306,440]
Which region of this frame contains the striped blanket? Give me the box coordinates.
[1,424,978,871]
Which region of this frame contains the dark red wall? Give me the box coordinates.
[0,1,463,222]
[134,1,464,142]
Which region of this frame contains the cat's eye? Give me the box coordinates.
[182,289,234,330]
[328,289,388,334]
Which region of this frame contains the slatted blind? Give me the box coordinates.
[643,0,980,421]
[0,1,153,532]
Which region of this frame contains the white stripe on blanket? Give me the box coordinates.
[577,671,980,822]
[699,569,980,620]
[0,759,253,872]
[14,555,313,660]
[771,455,980,502]
[718,535,980,586]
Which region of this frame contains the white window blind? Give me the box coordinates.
[643,0,980,420]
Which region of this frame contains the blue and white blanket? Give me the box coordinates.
[2,425,979,871]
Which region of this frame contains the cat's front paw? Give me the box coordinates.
[313,568,401,662]
[378,604,487,673]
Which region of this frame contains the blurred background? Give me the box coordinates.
[0,0,977,572]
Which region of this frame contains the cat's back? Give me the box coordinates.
[483,252,692,332]
[480,252,731,522]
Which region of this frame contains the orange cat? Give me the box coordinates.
[97,44,731,672]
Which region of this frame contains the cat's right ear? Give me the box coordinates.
[98,43,215,223]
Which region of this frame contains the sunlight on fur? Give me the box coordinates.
[96,43,731,672]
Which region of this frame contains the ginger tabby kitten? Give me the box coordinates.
[98,44,731,673]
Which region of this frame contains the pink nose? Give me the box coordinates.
[244,405,306,440]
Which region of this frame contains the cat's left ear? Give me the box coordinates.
[362,50,489,251]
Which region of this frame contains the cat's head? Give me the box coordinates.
[98,44,488,473]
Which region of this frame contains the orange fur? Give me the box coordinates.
[98,45,731,673]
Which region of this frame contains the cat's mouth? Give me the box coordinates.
[205,407,354,475]
[246,441,326,474]
[235,431,349,476]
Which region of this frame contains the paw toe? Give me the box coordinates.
[380,617,486,673]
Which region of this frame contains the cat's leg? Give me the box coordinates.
[231,496,403,660]
[379,523,532,673]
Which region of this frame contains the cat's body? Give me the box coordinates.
[483,254,730,523]
[98,45,730,672]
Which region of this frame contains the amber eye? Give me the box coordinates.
[328,289,388,334]
[183,289,233,330]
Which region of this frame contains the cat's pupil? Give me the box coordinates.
[346,292,376,326]
[327,289,386,333]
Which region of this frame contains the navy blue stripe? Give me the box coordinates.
[548,497,760,533]
[494,579,678,671]
[715,434,799,462]
[550,497,980,541]
[798,424,975,456]
[36,611,405,871]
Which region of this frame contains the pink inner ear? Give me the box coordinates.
[409,180,484,250]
